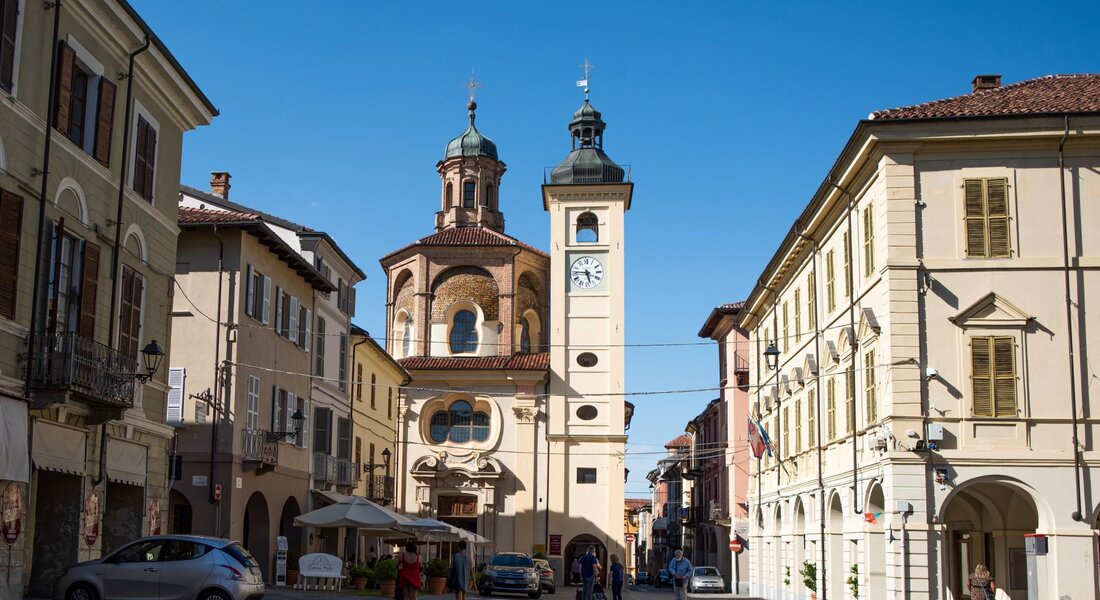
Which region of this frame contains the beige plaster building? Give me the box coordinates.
[348,324,408,507]
[740,74,1100,599]
[382,97,631,578]
[0,1,215,596]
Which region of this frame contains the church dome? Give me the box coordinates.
[550,100,625,184]
[444,101,498,161]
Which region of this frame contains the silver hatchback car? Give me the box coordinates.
[54,535,265,600]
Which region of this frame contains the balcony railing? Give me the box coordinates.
[242,430,279,467]
[363,473,395,505]
[313,452,358,487]
[28,331,136,408]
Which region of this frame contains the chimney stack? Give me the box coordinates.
[971,74,1002,93]
[210,171,231,199]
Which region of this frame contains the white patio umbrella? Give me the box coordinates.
[293,496,410,533]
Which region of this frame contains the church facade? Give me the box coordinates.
[381,96,630,579]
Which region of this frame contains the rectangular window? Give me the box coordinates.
[794,399,802,454]
[782,302,789,353]
[463,181,476,208]
[338,333,348,392]
[315,317,326,376]
[807,389,816,447]
[337,417,351,460]
[794,289,801,343]
[387,388,393,419]
[0,190,22,319]
[964,178,1011,258]
[67,67,90,148]
[0,0,18,93]
[132,115,157,202]
[781,406,789,459]
[971,336,1017,417]
[576,467,597,484]
[806,272,815,330]
[296,396,308,448]
[842,232,851,298]
[313,406,331,453]
[245,265,266,321]
[118,265,144,358]
[298,306,310,349]
[827,378,836,441]
[274,287,283,335]
[46,225,82,335]
[863,206,875,277]
[370,373,377,409]
[825,251,836,312]
[271,385,284,433]
[865,349,877,423]
[246,375,260,431]
[845,368,855,434]
[355,363,363,403]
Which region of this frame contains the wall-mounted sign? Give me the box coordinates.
[2,483,22,545]
[192,475,208,487]
[83,492,100,546]
[549,534,562,555]
[149,498,161,535]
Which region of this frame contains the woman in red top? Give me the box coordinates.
[398,541,423,600]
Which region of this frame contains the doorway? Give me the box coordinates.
[29,471,81,597]
[243,491,270,581]
[103,482,144,555]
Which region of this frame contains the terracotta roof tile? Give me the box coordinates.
[384,227,548,260]
[178,206,261,224]
[398,353,550,371]
[665,434,691,449]
[625,499,652,510]
[870,74,1100,121]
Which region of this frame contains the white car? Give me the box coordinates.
[688,566,724,593]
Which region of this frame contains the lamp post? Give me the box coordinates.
[133,340,165,384]
[763,342,780,371]
[364,447,393,504]
[268,410,305,441]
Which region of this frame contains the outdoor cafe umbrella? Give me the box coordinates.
[293,496,409,533]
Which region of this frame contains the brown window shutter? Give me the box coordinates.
[986,178,1011,257]
[133,118,148,197]
[77,241,99,339]
[0,0,18,92]
[963,178,987,257]
[971,337,993,417]
[0,190,22,319]
[992,336,1017,417]
[128,272,143,354]
[93,78,116,166]
[142,124,156,201]
[53,41,75,135]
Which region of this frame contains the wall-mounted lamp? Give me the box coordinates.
[134,340,165,384]
[763,343,780,371]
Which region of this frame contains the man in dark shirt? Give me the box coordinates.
[580,546,602,600]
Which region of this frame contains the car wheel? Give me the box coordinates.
[528,592,541,599]
[199,590,231,600]
[66,584,98,600]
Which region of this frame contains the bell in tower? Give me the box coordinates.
[435,98,507,232]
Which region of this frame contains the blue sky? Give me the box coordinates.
[133,0,1099,498]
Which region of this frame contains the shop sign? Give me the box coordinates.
[149,498,162,535]
[549,534,562,555]
[83,492,100,546]
[1,483,22,545]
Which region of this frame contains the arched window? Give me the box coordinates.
[402,316,412,357]
[429,400,491,444]
[577,212,599,243]
[445,182,454,209]
[520,318,531,354]
[463,181,476,208]
[449,310,478,354]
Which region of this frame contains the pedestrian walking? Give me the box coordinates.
[366,546,378,568]
[580,546,602,600]
[398,542,423,600]
[608,555,624,600]
[968,564,996,600]
[667,549,692,600]
[572,555,582,585]
[450,540,476,600]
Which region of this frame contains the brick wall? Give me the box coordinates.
[430,267,499,321]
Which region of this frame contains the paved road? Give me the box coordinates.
[263,584,763,600]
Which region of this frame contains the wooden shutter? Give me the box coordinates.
[348,286,356,318]
[166,367,185,426]
[806,272,815,329]
[261,275,271,324]
[781,406,789,459]
[302,308,311,350]
[794,289,801,342]
[993,337,1017,417]
[825,251,835,311]
[93,77,116,166]
[845,368,855,433]
[842,232,850,296]
[274,286,282,335]
[53,41,75,135]
[964,178,988,257]
[133,117,148,197]
[781,302,788,352]
[0,190,22,319]
[865,349,876,423]
[794,399,802,453]
[826,378,836,440]
[142,121,156,201]
[271,385,281,431]
[245,264,255,318]
[0,0,17,92]
[118,266,142,357]
[807,390,816,446]
[986,178,1011,257]
[77,240,99,339]
[971,337,993,417]
[863,207,874,276]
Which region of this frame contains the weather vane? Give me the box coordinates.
[576,58,593,100]
[465,69,482,103]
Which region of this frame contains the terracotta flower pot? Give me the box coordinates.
[354,577,369,590]
[286,570,299,587]
[380,580,397,597]
[427,577,448,595]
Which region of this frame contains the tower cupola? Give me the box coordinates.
[550,100,625,184]
[444,100,499,160]
[436,98,507,232]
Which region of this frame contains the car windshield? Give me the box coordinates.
[695,567,720,576]
[222,543,259,568]
[491,555,534,568]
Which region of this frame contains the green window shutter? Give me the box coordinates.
[842,232,851,297]
[806,272,815,330]
[865,350,876,423]
[794,289,802,342]
[826,251,835,311]
[807,390,816,447]
[827,379,836,440]
[795,398,802,453]
[782,407,789,459]
[993,336,1018,417]
[987,178,1011,257]
[845,368,855,434]
[863,207,874,276]
[971,337,994,417]
[782,302,789,352]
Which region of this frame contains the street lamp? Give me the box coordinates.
[268,409,305,441]
[134,340,165,384]
[365,447,394,503]
[763,342,780,371]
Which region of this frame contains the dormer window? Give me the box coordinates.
[463,181,476,208]
[577,212,599,243]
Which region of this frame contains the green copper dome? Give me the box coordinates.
[444,101,498,161]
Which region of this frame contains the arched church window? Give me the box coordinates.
[520,317,531,354]
[445,182,454,209]
[429,411,449,443]
[463,181,476,208]
[429,400,491,444]
[402,316,412,357]
[450,310,478,354]
[577,212,599,243]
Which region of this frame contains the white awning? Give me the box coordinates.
[32,420,86,476]
[107,439,147,487]
[652,517,668,530]
[0,397,29,482]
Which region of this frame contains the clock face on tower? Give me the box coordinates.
[570,256,604,289]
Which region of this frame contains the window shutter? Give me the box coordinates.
[133,117,148,197]
[298,397,309,448]
[77,241,99,339]
[128,271,144,357]
[0,0,18,92]
[167,367,185,425]
[827,379,836,440]
[303,308,311,351]
[863,207,874,276]
[274,287,282,335]
[993,336,1017,417]
[272,385,282,431]
[964,179,987,257]
[142,122,156,201]
[0,190,22,319]
[865,350,876,423]
[285,391,294,439]
[349,286,356,318]
[245,264,254,318]
[970,338,993,417]
[842,232,851,296]
[986,178,1011,257]
[53,41,75,135]
[288,296,299,341]
[794,289,801,342]
[794,399,802,453]
[807,389,816,446]
[261,275,271,324]
[93,77,116,166]
[825,251,835,312]
[845,368,855,433]
[806,272,815,330]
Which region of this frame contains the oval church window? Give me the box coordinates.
[577,352,598,367]
[576,405,598,421]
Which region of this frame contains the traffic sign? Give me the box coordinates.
[729,539,742,553]
[214,484,222,501]
[625,534,635,543]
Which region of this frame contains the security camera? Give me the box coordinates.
[925,367,938,381]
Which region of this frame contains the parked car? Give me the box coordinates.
[625,574,634,586]
[479,552,541,599]
[54,535,264,600]
[635,571,649,586]
[688,566,724,593]
[656,569,672,588]
[532,558,556,594]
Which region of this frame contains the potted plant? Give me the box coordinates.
[375,558,398,597]
[846,564,859,598]
[799,561,817,600]
[286,551,301,587]
[350,565,373,591]
[425,557,450,595]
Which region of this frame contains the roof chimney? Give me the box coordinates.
[971,74,1002,93]
[210,171,231,199]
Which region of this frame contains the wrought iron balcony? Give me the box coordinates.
[313,452,358,487]
[28,331,136,410]
[242,429,279,470]
[362,472,395,505]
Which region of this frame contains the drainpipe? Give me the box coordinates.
[208,227,224,508]
[25,0,64,397]
[1057,116,1085,522]
[797,226,827,600]
[542,379,551,553]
